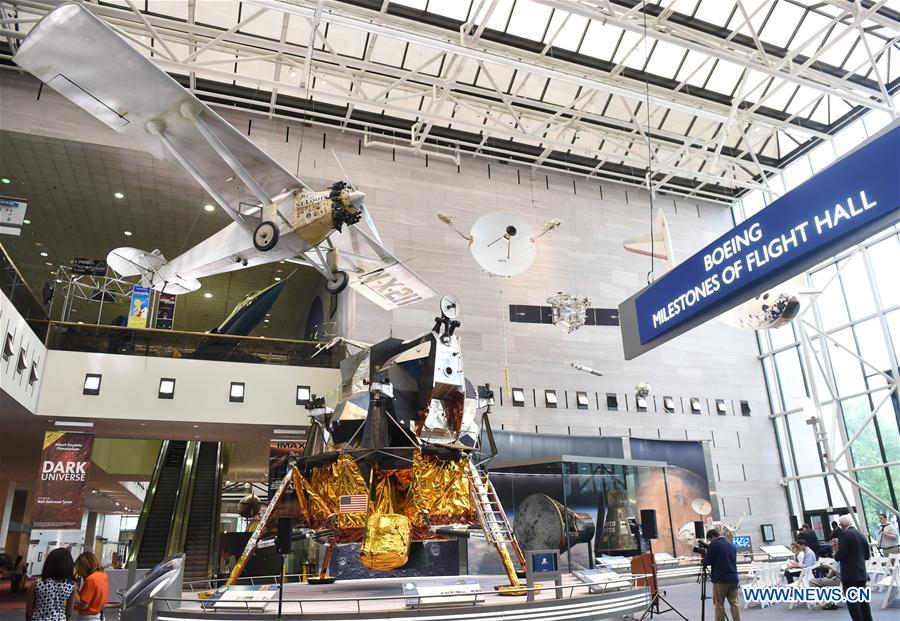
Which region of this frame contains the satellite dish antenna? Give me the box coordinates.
[469,212,536,276]
[692,498,713,516]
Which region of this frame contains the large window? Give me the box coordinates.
[734,114,900,537]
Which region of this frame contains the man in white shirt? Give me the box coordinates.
[784,540,817,583]
[877,513,899,555]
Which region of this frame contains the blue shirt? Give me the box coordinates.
[703,537,739,584]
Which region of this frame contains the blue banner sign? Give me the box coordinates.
[620,123,899,360]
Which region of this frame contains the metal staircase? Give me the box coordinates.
[466,459,525,580]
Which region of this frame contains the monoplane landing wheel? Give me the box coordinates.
[253,221,279,251]
[325,270,349,295]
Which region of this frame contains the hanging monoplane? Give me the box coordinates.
[14,3,435,311]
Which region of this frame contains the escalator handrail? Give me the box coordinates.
[166,441,201,558]
[206,442,226,580]
[126,440,172,568]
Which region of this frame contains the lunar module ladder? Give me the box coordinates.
[466,459,526,587]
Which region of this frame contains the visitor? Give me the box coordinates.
[834,515,872,621]
[797,523,820,554]
[701,529,741,621]
[25,548,76,621]
[830,520,841,539]
[73,552,108,621]
[784,540,816,583]
[876,513,899,556]
[812,542,842,610]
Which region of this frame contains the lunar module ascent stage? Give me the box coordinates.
[226,296,528,591]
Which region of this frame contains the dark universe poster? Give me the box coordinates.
[32,432,94,529]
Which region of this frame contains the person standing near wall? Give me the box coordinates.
[73,553,108,621]
[701,529,741,621]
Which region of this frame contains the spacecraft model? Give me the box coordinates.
[223,296,528,592]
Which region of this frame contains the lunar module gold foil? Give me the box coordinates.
[360,475,411,570]
[406,450,474,525]
[308,454,368,529]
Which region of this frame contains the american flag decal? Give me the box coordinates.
[339,494,368,513]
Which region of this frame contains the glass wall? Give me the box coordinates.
[732,109,900,536]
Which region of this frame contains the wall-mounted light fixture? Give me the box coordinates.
[296,385,311,406]
[716,399,728,415]
[576,391,589,410]
[83,373,102,396]
[158,378,176,399]
[2,332,13,361]
[16,348,27,374]
[740,401,751,416]
[690,398,702,414]
[229,382,245,403]
[544,389,558,408]
[606,393,619,411]
[663,396,675,413]
[511,388,526,407]
[29,361,39,386]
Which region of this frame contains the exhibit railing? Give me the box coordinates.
[156,579,651,615]
[41,322,340,368]
[0,241,50,339]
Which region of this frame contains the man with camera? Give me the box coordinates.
[701,529,741,621]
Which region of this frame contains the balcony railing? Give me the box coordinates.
[1,242,50,339]
[43,322,339,368]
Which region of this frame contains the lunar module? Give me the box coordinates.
[225,296,527,590]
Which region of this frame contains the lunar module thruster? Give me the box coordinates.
[224,296,527,591]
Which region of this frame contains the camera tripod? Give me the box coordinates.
[698,561,709,621]
[637,540,688,621]
[698,562,732,621]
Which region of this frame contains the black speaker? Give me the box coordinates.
[275,516,292,554]
[694,521,705,540]
[789,515,799,532]
[640,509,658,540]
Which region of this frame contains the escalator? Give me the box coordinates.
[128,440,224,581]
[182,443,222,582]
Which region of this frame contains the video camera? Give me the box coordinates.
[693,540,709,556]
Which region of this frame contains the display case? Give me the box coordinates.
[487,455,693,572]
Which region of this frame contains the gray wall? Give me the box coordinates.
[0,71,793,546]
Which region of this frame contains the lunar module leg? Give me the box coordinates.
[225,467,301,587]
[466,459,526,593]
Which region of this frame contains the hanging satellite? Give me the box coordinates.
[623,209,803,331]
[622,208,675,273]
[547,292,591,333]
[438,211,560,277]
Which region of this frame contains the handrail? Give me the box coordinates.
[207,442,225,581]
[42,320,330,346]
[0,240,48,320]
[155,578,650,613]
[127,440,171,569]
[167,441,200,558]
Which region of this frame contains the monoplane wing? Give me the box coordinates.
[14,3,304,229]
[335,227,437,310]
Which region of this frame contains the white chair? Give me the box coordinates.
[787,566,816,609]
[882,560,900,610]
[868,557,892,588]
